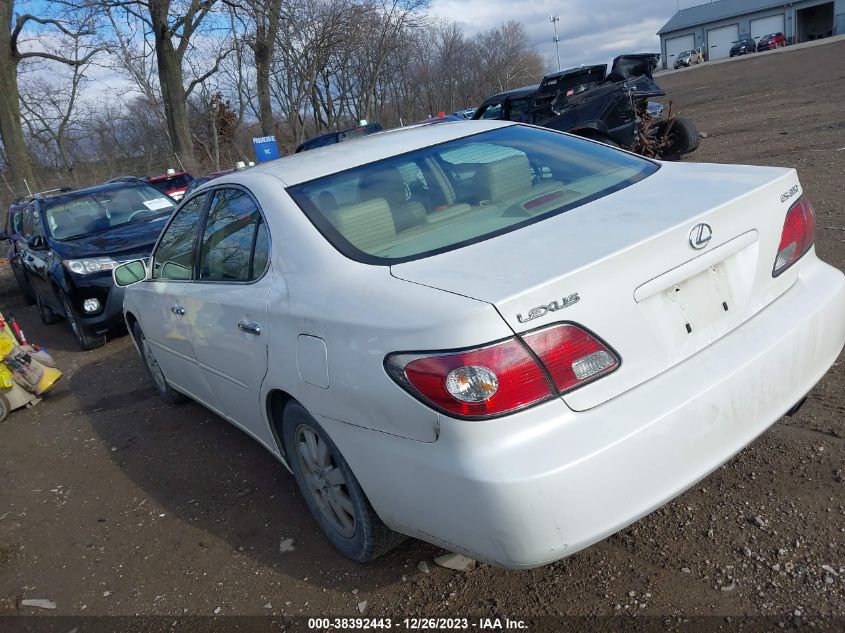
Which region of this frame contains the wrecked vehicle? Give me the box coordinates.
[472,54,700,160]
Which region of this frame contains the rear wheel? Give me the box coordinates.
[282,401,405,562]
[660,117,700,160]
[34,287,61,325]
[61,293,106,351]
[133,322,185,404]
[12,265,35,305]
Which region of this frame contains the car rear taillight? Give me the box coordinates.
[773,195,815,277]
[385,324,620,419]
[385,339,554,418]
[521,324,620,393]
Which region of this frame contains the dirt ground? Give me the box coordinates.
[1,41,844,632]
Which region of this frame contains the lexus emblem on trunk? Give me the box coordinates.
[689,223,712,250]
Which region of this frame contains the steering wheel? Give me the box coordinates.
[128,209,151,222]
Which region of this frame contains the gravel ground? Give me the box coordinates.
[1,40,844,632]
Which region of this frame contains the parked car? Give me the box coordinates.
[183,169,235,197]
[730,37,757,56]
[756,32,786,51]
[147,170,193,201]
[17,181,176,350]
[2,198,37,304]
[295,122,384,153]
[673,49,703,69]
[473,54,699,160]
[413,114,462,125]
[114,121,845,568]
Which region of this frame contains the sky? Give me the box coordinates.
[427,0,703,70]
[21,0,710,104]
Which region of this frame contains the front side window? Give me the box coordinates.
[198,189,269,282]
[151,194,208,280]
[477,102,503,120]
[22,205,45,239]
[507,98,531,123]
[288,125,659,264]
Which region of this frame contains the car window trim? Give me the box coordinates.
[147,190,212,284]
[191,184,272,286]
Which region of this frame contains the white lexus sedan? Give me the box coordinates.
[115,121,845,569]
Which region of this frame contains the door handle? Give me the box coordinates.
[238,321,261,335]
[171,305,185,316]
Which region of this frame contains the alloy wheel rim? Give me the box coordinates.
[295,425,356,538]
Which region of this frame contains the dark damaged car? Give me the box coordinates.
[15,182,175,350]
[472,54,700,160]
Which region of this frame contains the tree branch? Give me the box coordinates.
[18,47,105,67]
[184,45,232,98]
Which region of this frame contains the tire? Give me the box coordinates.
[132,322,185,404]
[660,117,700,160]
[34,287,61,325]
[0,393,9,422]
[60,292,106,351]
[12,264,35,305]
[282,401,406,562]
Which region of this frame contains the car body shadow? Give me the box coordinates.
[69,344,436,593]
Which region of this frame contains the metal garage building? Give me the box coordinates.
[657,0,845,69]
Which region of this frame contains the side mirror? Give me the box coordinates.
[26,235,46,250]
[113,259,148,287]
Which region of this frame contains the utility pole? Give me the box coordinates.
[550,15,561,71]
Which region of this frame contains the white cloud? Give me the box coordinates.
[426,0,679,70]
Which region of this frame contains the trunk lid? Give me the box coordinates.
[391,161,802,411]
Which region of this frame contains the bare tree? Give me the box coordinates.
[102,0,227,173]
[0,0,101,193]
[238,0,282,137]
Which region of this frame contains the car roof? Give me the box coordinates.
[217,120,514,187]
[480,84,540,104]
[37,180,156,204]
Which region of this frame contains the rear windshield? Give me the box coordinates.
[287,125,658,264]
[44,184,175,240]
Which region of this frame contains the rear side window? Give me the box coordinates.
[152,194,207,280]
[198,189,269,282]
[288,125,658,264]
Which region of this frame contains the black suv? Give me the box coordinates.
[472,54,700,160]
[14,181,176,350]
[730,37,757,56]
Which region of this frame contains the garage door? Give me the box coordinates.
[751,14,785,39]
[707,23,739,59]
[665,34,695,66]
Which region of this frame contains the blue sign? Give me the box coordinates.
[252,135,280,162]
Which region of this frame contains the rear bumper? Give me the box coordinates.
[321,256,845,568]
